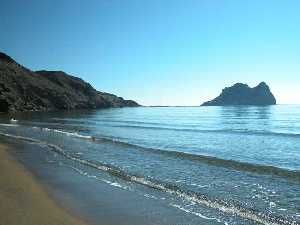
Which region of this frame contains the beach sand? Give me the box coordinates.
[0,143,90,225]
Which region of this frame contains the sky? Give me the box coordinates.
[0,0,299,105]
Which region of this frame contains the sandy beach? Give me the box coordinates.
[0,143,89,225]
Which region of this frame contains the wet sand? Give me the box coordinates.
[0,143,90,225]
[1,137,223,225]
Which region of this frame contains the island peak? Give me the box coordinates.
[201,82,276,106]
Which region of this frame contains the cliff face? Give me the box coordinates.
[201,82,276,106]
[0,52,139,112]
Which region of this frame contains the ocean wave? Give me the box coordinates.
[48,118,300,138]
[109,124,300,138]
[170,204,225,223]
[0,123,19,127]
[24,126,300,181]
[40,127,92,139]
[0,131,295,225]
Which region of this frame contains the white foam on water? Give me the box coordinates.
[143,193,158,200]
[69,165,127,190]
[190,183,208,188]
[70,166,86,175]
[278,209,287,211]
[75,152,83,155]
[170,203,225,223]
[0,131,295,225]
[108,182,123,188]
[130,176,166,190]
[0,123,19,127]
[100,179,130,191]
[41,127,92,139]
[269,202,277,208]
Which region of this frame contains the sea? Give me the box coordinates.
[0,105,299,225]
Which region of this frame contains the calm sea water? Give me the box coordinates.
[0,105,299,225]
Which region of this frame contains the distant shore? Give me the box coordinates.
[0,143,90,225]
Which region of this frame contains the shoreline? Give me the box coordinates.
[0,119,298,225]
[0,136,220,225]
[0,143,91,225]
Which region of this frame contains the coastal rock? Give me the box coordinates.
[201,82,276,106]
[0,52,139,112]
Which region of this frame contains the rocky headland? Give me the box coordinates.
[0,52,139,112]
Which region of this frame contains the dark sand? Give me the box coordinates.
[0,143,90,225]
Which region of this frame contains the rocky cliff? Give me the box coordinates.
[0,52,139,112]
[201,82,276,106]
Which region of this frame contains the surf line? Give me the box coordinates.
[0,132,295,225]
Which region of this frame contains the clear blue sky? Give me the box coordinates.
[1,0,299,105]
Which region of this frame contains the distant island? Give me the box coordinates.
[0,52,139,112]
[201,82,276,106]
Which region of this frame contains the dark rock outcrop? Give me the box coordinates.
[201,82,276,106]
[0,52,139,112]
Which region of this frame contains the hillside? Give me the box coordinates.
[0,52,139,112]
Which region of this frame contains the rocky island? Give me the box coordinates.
[201,82,276,106]
[0,52,139,112]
